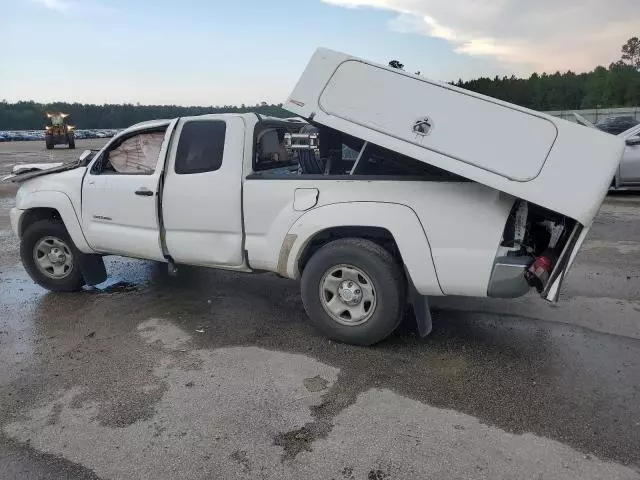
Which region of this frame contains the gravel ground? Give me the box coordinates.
[0,141,639,479]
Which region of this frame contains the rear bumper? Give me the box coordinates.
[10,207,24,237]
[487,256,533,298]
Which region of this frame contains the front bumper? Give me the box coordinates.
[9,207,24,237]
[47,135,70,144]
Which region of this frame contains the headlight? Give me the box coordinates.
[68,125,75,130]
[45,126,52,131]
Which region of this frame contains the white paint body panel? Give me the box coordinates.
[14,162,64,173]
[319,61,557,182]
[243,178,513,296]
[1,163,64,181]
[13,168,94,253]
[285,48,624,226]
[80,120,176,261]
[162,115,246,268]
[82,174,164,260]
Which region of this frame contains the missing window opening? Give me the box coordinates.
[250,123,466,182]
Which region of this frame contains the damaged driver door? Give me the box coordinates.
[82,122,176,260]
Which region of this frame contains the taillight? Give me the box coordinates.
[524,252,555,292]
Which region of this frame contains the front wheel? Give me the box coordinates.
[300,238,405,345]
[20,219,85,292]
[68,134,75,149]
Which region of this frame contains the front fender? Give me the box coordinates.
[17,190,94,253]
[284,202,443,296]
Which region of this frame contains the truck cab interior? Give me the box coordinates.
[251,120,464,180]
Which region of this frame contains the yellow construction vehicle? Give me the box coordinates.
[45,112,75,149]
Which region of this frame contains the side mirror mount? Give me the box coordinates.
[78,149,93,165]
[626,136,640,147]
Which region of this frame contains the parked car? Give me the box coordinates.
[599,117,640,189]
[573,114,640,189]
[596,116,638,135]
[5,48,624,345]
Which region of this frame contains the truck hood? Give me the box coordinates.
[2,161,78,183]
[2,150,96,183]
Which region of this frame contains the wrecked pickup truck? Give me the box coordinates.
[7,48,626,345]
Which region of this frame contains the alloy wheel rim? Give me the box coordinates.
[319,264,376,326]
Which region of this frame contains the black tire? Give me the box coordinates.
[20,219,85,292]
[68,135,75,149]
[301,238,405,345]
[45,137,53,150]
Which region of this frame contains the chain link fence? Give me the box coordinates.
[545,107,640,124]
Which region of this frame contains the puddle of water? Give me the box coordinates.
[84,278,139,294]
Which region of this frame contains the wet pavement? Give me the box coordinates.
[0,141,639,479]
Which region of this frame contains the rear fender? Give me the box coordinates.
[17,191,94,253]
[284,202,443,296]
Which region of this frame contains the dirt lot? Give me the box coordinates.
[0,140,639,479]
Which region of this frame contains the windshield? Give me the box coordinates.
[48,114,67,126]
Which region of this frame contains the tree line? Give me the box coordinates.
[0,101,292,130]
[2,37,638,130]
[452,62,639,111]
[393,36,640,112]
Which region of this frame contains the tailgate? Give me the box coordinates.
[542,223,588,302]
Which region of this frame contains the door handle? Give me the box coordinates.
[135,188,154,196]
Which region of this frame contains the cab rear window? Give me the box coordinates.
[175,121,226,174]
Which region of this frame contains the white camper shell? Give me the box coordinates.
[285,48,625,301]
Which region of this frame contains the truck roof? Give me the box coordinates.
[128,119,173,130]
[126,114,303,135]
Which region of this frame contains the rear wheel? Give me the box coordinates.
[301,238,405,345]
[20,219,84,292]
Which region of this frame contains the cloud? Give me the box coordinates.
[34,0,72,12]
[32,0,115,15]
[322,0,638,73]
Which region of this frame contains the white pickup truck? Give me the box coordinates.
[7,48,630,345]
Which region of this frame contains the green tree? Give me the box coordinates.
[621,36,640,69]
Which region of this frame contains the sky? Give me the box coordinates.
[0,0,637,106]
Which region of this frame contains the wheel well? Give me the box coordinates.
[19,208,62,237]
[297,226,403,274]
